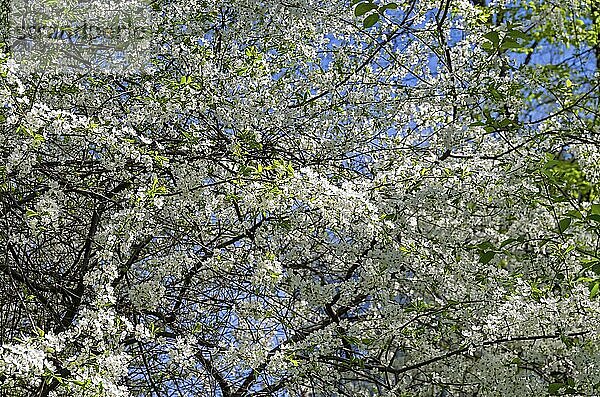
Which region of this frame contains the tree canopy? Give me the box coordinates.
[1,0,600,396]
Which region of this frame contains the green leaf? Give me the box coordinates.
[479,251,495,264]
[508,29,530,41]
[469,121,486,127]
[590,282,600,299]
[567,210,583,219]
[591,204,600,215]
[483,31,500,47]
[481,41,494,54]
[380,2,398,13]
[477,241,494,250]
[501,39,522,50]
[588,214,600,223]
[286,355,300,366]
[26,209,39,218]
[489,86,502,100]
[578,276,596,283]
[500,238,517,248]
[363,12,380,28]
[558,217,571,233]
[355,2,376,16]
[548,382,564,395]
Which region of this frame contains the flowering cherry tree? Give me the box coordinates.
[1,0,600,395]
